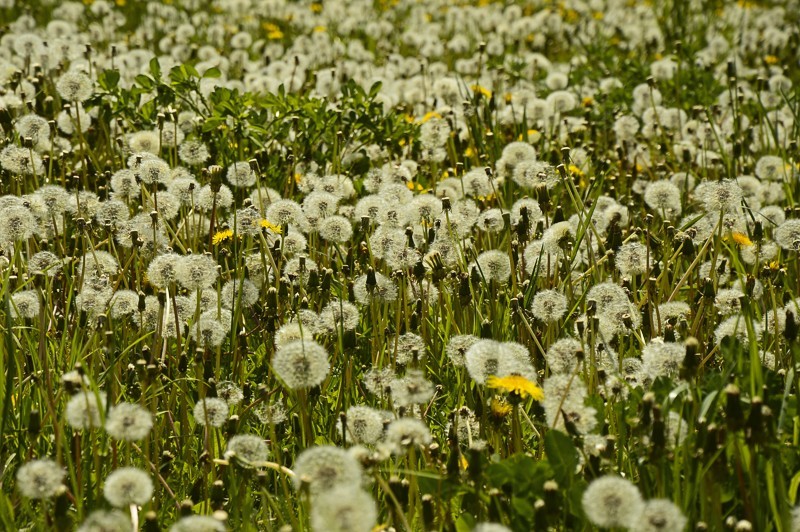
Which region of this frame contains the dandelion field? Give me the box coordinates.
[1,0,800,530]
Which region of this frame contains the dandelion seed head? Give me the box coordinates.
[774,219,800,250]
[192,398,229,427]
[220,278,259,310]
[545,337,583,374]
[249,186,282,212]
[461,168,494,198]
[391,332,425,366]
[641,340,685,380]
[615,241,650,277]
[581,475,644,529]
[497,141,536,180]
[128,132,161,155]
[78,510,132,532]
[254,402,287,425]
[715,288,744,315]
[15,114,50,145]
[310,486,377,532]
[146,253,182,289]
[338,406,385,445]
[110,169,140,200]
[391,369,434,407]
[476,208,506,233]
[632,498,688,532]
[66,390,107,430]
[169,515,226,532]
[266,199,309,232]
[105,403,153,441]
[0,205,36,243]
[10,290,40,319]
[473,250,511,284]
[96,199,131,226]
[353,272,397,305]
[16,459,65,499]
[531,289,568,324]
[56,70,93,101]
[385,418,432,453]
[29,251,62,277]
[226,160,257,188]
[697,179,743,213]
[225,434,269,466]
[319,215,353,243]
[644,180,682,216]
[196,184,234,212]
[176,254,218,290]
[445,334,479,367]
[273,339,330,389]
[211,381,243,407]
[755,155,788,181]
[293,445,362,493]
[103,467,153,508]
[190,313,228,347]
[178,139,210,166]
[136,157,171,185]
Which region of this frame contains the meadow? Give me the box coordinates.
[1,0,800,530]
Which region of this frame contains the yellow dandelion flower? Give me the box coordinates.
[212,229,234,245]
[568,164,585,178]
[582,96,594,107]
[471,85,492,99]
[260,219,282,234]
[489,396,512,418]
[418,111,442,124]
[730,232,753,246]
[765,55,779,65]
[487,374,544,401]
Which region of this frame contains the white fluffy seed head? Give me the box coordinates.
[293,445,362,494]
[581,475,644,529]
[103,467,153,508]
[16,459,65,499]
[272,339,330,390]
[105,403,153,441]
[192,398,229,427]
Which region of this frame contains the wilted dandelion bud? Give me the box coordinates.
[16,459,65,499]
[103,467,154,508]
[581,475,644,529]
[725,384,743,432]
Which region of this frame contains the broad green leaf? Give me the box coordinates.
[544,430,578,486]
